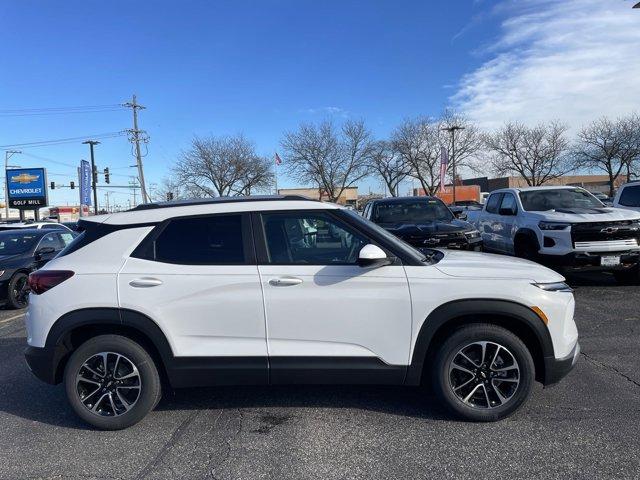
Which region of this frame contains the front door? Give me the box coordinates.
[254,210,412,384]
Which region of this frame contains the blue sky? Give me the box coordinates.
[1,0,639,207]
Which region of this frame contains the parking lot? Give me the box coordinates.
[0,272,638,480]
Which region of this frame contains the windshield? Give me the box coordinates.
[372,200,453,223]
[341,210,430,264]
[0,231,39,255]
[519,189,604,211]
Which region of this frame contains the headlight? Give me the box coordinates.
[0,270,4,277]
[464,229,480,239]
[532,282,573,292]
[538,221,571,231]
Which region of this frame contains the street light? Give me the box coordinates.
[4,150,21,220]
[441,126,465,203]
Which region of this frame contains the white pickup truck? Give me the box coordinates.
[466,186,640,284]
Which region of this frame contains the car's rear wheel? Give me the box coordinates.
[7,272,29,309]
[64,335,161,430]
[514,235,539,261]
[432,324,535,422]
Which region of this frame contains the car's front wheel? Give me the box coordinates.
[64,335,161,430]
[432,324,535,422]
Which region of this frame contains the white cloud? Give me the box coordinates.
[300,106,349,118]
[452,0,640,131]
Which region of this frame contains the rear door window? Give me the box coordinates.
[619,185,640,207]
[153,214,247,265]
[485,193,504,214]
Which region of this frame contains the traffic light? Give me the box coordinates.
[104,167,110,184]
[92,165,98,184]
[50,181,55,190]
[166,192,174,201]
[70,181,75,189]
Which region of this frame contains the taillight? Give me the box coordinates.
[28,270,74,295]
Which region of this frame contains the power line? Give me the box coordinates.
[0,104,122,114]
[0,131,126,149]
[0,108,124,117]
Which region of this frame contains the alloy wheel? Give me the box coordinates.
[448,341,520,409]
[12,276,29,308]
[75,352,142,416]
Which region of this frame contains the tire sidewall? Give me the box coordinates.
[64,335,160,430]
[433,324,535,422]
[7,272,29,309]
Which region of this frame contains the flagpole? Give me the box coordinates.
[274,153,278,195]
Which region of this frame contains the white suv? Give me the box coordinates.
[24,196,579,429]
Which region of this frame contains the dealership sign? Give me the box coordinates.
[6,168,48,209]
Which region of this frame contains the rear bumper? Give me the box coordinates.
[24,345,66,385]
[543,341,580,386]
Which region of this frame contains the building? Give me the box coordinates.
[277,187,359,207]
[463,175,625,194]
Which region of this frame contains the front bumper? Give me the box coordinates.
[539,250,640,270]
[543,341,580,386]
[24,345,67,385]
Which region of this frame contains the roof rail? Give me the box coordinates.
[128,195,313,211]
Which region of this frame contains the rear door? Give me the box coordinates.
[497,192,519,254]
[254,210,412,384]
[118,213,268,383]
[480,193,504,251]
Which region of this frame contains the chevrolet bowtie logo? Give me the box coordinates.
[600,227,619,234]
[10,173,39,184]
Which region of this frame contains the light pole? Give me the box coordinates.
[441,126,465,203]
[82,140,100,214]
[4,150,21,220]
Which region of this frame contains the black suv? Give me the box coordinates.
[363,197,482,251]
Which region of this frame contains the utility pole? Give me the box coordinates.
[83,140,100,214]
[441,126,465,203]
[104,191,110,212]
[123,95,149,204]
[4,150,21,220]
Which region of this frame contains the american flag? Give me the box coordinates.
[439,146,448,192]
[274,152,282,165]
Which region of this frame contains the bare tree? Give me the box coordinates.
[573,115,640,196]
[368,140,411,196]
[391,117,440,195]
[485,121,573,186]
[281,119,372,202]
[173,134,273,197]
[438,109,484,178]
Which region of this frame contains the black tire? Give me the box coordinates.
[514,235,539,261]
[432,323,535,422]
[613,266,640,285]
[64,334,161,430]
[7,272,29,309]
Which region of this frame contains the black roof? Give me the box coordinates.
[129,195,312,211]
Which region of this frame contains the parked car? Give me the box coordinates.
[613,181,640,213]
[0,221,73,233]
[0,228,75,308]
[362,197,482,251]
[25,195,578,429]
[466,186,640,284]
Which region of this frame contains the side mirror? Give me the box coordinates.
[358,244,391,268]
[499,207,516,216]
[35,246,55,258]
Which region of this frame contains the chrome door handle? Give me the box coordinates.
[129,278,163,288]
[269,277,303,287]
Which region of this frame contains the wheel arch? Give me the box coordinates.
[405,299,554,386]
[45,308,174,385]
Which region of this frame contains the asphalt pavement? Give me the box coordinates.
[0,272,638,480]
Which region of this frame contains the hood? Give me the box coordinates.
[530,207,640,223]
[379,219,472,237]
[434,250,564,283]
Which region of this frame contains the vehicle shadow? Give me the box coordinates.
[0,336,450,430]
[563,271,618,287]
